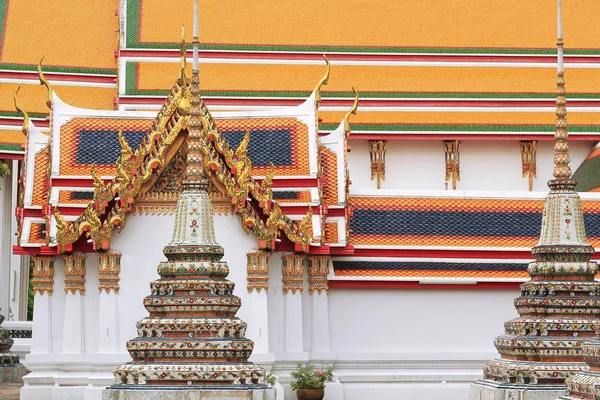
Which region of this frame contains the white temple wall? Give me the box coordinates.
[347,140,594,192]
[326,288,521,400]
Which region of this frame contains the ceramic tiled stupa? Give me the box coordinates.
[471,1,600,398]
[104,8,270,397]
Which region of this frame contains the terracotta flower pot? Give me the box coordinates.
[296,388,325,400]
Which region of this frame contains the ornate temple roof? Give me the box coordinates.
[127,0,599,53]
[349,195,600,249]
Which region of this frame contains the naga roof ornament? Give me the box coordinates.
[13,86,29,136]
[477,0,600,390]
[37,57,53,109]
[314,54,330,109]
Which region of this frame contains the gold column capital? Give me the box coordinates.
[32,255,55,295]
[99,250,122,294]
[308,255,330,295]
[282,253,305,295]
[64,252,86,295]
[247,251,270,294]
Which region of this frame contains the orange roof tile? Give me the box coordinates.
[135,0,598,52]
[28,223,46,245]
[320,147,338,207]
[333,269,529,279]
[217,117,311,176]
[1,0,118,71]
[348,197,600,249]
[59,118,153,176]
[133,62,600,96]
[325,222,339,244]
[32,147,49,207]
[0,84,116,115]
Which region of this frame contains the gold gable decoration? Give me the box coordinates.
[54,73,318,253]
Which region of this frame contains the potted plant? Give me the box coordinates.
[290,362,333,400]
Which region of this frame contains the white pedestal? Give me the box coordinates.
[62,293,84,353]
[470,380,567,400]
[102,388,276,400]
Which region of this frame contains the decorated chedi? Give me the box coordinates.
[0,309,27,383]
[471,1,600,398]
[105,4,269,397]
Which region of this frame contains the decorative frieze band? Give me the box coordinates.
[444,140,461,190]
[282,254,305,295]
[308,256,330,295]
[31,256,55,295]
[64,252,86,295]
[246,251,269,293]
[99,250,122,294]
[368,140,387,189]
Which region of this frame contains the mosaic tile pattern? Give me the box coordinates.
[325,222,339,244]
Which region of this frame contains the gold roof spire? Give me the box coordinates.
[179,25,187,84]
[551,0,573,188]
[314,55,330,108]
[343,87,359,134]
[37,57,53,109]
[182,0,207,191]
[13,86,29,135]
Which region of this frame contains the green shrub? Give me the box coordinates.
[289,362,333,390]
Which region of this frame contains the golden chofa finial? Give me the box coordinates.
[343,87,359,134]
[37,57,53,109]
[14,85,30,135]
[314,55,330,108]
[179,25,187,84]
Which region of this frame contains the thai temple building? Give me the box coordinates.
[3,1,600,400]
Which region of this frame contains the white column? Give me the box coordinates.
[282,254,305,354]
[61,252,86,353]
[97,250,121,353]
[30,256,54,353]
[0,168,12,318]
[246,251,270,354]
[308,256,331,353]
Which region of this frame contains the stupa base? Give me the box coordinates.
[470,380,566,400]
[102,387,276,400]
[0,362,27,383]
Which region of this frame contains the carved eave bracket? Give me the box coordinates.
[521,140,537,191]
[369,140,387,189]
[444,140,461,190]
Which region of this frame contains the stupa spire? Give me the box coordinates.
[471,1,600,396]
[107,0,267,391]
[551,0,573,188]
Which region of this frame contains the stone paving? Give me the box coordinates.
[0,382,22,400]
